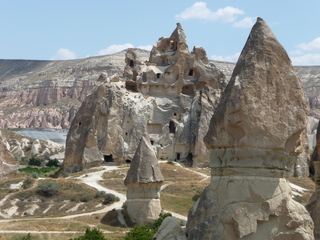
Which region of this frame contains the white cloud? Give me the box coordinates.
[291,54,320,66]
[175,2,243,22]
[290,37,320,65]
[296,37,320,53]
[137,45,153,51]
[51,48,77,60]
[210,52,240,62]
[98,43,134,55]
[233,17,255,29]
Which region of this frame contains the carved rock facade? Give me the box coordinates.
[63,24,226,171]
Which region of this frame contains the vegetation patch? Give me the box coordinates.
[19,166,60,177]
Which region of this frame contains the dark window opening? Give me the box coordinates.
[182,86,195,95]
[125,132,128,136]
[125,82,138,92]
[169,120,175,134]
[174,112,177,116]
[188,69,194,76]
[104,154,113,162]
[129,60,134,67]
[176,153,181,160]
[156,73,161,79]
[151,140,154,145]
[125,159,131,164]
[78,122,81,126]
[160,144,163,147]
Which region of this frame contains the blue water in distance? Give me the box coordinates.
[10,128,68,144]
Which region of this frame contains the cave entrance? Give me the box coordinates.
[104,154,113,162]
[176,153,181,160]
[125,159,131,164]
[129,60,134,67]
[169,120,175,134]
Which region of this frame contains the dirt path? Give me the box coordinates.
[0,164,188,228]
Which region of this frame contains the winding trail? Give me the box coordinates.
[0,164,188,235]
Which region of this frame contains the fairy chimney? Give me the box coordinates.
[186,17,314,240]
[124,135,164,225]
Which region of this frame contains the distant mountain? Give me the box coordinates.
[0,49,319,128]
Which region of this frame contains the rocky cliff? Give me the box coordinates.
[1,50,320,129]
[0,51,149,129]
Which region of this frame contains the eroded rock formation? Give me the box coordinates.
[124,135,164,225]
[63,24,225,171]
[306,162,320,239]
[186,17,314,239]
[0,131,19,181]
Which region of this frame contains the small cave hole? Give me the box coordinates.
[169,120,176,134]
[129,60,134,67]
[125,159,131,164]
[104,154,114,162]
[176,153,181,160]
[78,122,81,126]
[156,73,161,79]
[188,69,194,76]
[151,140,154,145]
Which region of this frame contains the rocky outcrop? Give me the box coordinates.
[186,17,314,240]
[124,135,164,225]
[306,162,320,239]
[0,131,19,181]
[153,217,187,240]
[0,51,150,129]
[63,24,225,171]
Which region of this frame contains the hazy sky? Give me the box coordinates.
[1,0,320,65]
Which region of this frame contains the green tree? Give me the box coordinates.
[124,212,172,240]
[69,228,106,240]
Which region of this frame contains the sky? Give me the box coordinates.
[1,0,320,66]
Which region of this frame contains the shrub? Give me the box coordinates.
[46,159,60,168]
[31,172,38,179]
[22,177,34,189]
[103,193,120,205]
[28,158,42,167]
[61,171,69,178]
[124,212,172,240]
[36,181,60,197]
[95,190,106,198]
[69,227,106,240]
[80,194,92,202]
[21,233,32,240]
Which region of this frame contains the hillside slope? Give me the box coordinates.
[0,49,320,128]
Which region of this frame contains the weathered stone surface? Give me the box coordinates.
[124,135,164,225]
[63,24,225,170]
[186,17,314,240]
[306,162,320,239]
[153,217,187,240]
[0,131,19,181]
[0,51,149,129]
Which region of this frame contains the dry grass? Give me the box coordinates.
[3,178,109,218]
[99,168,128,194]
[160,162,210,215]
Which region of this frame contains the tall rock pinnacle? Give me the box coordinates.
[124,135,164,225]
[186,17,314,240]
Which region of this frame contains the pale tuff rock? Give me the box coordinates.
[0,131,20,181]
[124,135,164,225]
[63,24,225,171]
[186,18,314,239]
[306,162,320,239]
[153,217,187,240]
